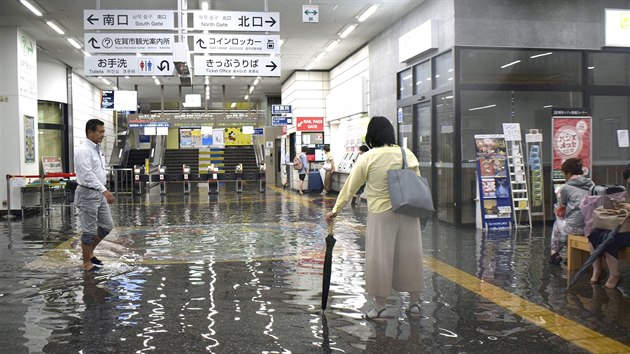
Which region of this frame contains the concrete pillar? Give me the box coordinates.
[0,28,38,211]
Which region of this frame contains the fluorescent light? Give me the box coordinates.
[248,86,254,93]
[67,37,82,49]
[253,78,260,86]
[20,0,43,16]
[325,39,340,52]
[82,50,91,57]
[313,52,326,62]
[468,104,496,111]
[500,60,521,69]
[244,94,249,100]
[200,1,209,10]
[100,77,111,85]
[339,24,357,38]
[530,52,553,59]
[305,63,314,71]
[125,76,130,79]
[136,53,142,57]
[543,105,553,108]
[357,5,378,22]
[230,102,237,108]
[112,86,118,90]
[205,76,209,85]
[231,76,235,79]
[46,20,65,35]
[154,78,161,85]
[279,39,285,47]
[588,66,595,70]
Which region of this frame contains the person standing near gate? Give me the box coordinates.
[74,119,115,271]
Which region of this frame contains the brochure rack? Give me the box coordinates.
[474,134,513,230]
[503,123,532,228]
[525,129,545,223]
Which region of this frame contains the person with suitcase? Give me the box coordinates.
[549,158,595,265]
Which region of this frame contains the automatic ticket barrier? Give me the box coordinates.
[207,164,219,194]
[235,163,243,194]
[133,164,145,195]
[259,163,266,193]
[158,165,167,195]
[182,164,191,195]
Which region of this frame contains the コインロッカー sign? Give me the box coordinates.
[296,117,324,131]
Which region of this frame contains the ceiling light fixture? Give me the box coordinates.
[248,86,254,93]
[82,50,91,57]
[338,24,357,39]
[136,53,142,57]
[100,77,111,85]
[530,52,553,59]
[468,104,496,111]
[253,78,260,86]
[200,1,209,10]
[313,52,326,62]
[325,39,340,52]
[244,94,249,100]
[500,60,521,69]
[45,20,65,35]
[19,0,44,16]
[67,37,82,49]
[154,78,161,85]
[231,102,237,108]
[305,63,314,71]
[357,4,378,22]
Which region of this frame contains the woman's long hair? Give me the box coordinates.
[365,116,396,148]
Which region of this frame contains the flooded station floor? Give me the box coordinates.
[0,184,629,353]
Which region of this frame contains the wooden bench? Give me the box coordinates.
[567,234,630,271]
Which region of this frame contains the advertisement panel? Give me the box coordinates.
[551,109,592,180]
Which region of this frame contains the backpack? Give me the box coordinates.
[590,184,625,196]
[293,156,303,170]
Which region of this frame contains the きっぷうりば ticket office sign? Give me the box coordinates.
[192,10,279,32]
[193,55,280,77]
[85,55,174,76]
[296,117,324,132]
[84,10,174,30]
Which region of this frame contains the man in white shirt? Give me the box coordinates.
[74,119,115,271]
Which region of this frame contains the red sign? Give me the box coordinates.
[552,116,591,178]
[296,117,324,131]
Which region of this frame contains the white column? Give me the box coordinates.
[0,28,38,210]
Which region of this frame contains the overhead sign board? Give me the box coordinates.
[303,5,319,23]
[193,10,280,32]
[84,33,174,53]
[192,34,280,54]
[272,104,292,114]
[85,55,174,76]
[84,10,174,30]
[296,117,324,131]
[272,116,292,126]
[193,55,280,77]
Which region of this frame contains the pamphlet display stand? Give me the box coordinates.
[525,129,545,223]
[502,123,532,228]
[474,134,513,230]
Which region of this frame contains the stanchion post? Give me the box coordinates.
[133,164,143,195]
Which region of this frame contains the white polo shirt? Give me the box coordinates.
[74,138,107,192]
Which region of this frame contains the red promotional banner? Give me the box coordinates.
[552,115,591,179]
[296,117,324,131]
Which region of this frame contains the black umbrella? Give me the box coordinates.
[322,222,336,310]
[567,209,629,289]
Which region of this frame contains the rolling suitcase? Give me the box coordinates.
[308,171,323,191]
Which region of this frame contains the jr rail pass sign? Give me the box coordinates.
[296,117,324,131]
[551,109,592,179]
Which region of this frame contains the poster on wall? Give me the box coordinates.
[224,127,252,146]
[213,129,225,147]
[42,156,62,174]
[24,115,35,163]
[179,128,193,148]
[474,134,512,229]
[551,109,591,181]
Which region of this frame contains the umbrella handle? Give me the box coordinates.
[327,221,333,235]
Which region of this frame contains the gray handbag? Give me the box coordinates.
[388,147,435,221]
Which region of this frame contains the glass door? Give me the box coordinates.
[416,103,431,188]
[434,92,455,223]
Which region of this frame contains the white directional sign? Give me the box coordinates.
[193,11,279,32]
[193,34,280,54]
[194,55,280,77]
[85,55,174,76]
[84,10,174,30]
[84,33,174,53]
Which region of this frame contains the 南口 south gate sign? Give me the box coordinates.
[296,117,324,131]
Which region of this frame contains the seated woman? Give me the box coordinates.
[549,158,595,265]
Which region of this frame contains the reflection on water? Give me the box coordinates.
[0,186,628,352]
